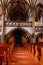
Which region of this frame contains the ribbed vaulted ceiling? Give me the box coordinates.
[7,0,29,21]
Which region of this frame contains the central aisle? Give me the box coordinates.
[9,47,41,65]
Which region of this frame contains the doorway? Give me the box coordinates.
[14,29,22,46]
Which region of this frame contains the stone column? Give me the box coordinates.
[1,13,6,43]
[1,0,7,43]
[29,14,35,43]
[29,12,36,43]
[32,14,36,43]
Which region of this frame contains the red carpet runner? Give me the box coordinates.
[9,47,41,65]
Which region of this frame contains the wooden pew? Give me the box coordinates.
[0,44,11,65]
[0,43,14,65]
[25,43,43,65]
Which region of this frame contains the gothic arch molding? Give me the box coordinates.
[5,28,33,44]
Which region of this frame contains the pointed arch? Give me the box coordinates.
[5,28,33,44]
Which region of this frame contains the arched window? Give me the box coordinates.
[36,33,43,43]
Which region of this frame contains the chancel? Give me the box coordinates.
[0,0,43,65]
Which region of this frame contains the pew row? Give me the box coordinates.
[0,43,14,65]
[23,42,43,65]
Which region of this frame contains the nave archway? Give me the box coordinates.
[5,28,33,46]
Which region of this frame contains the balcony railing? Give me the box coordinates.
[6,21,32,27]
[35,22,43,26]
[35,26,43,32]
